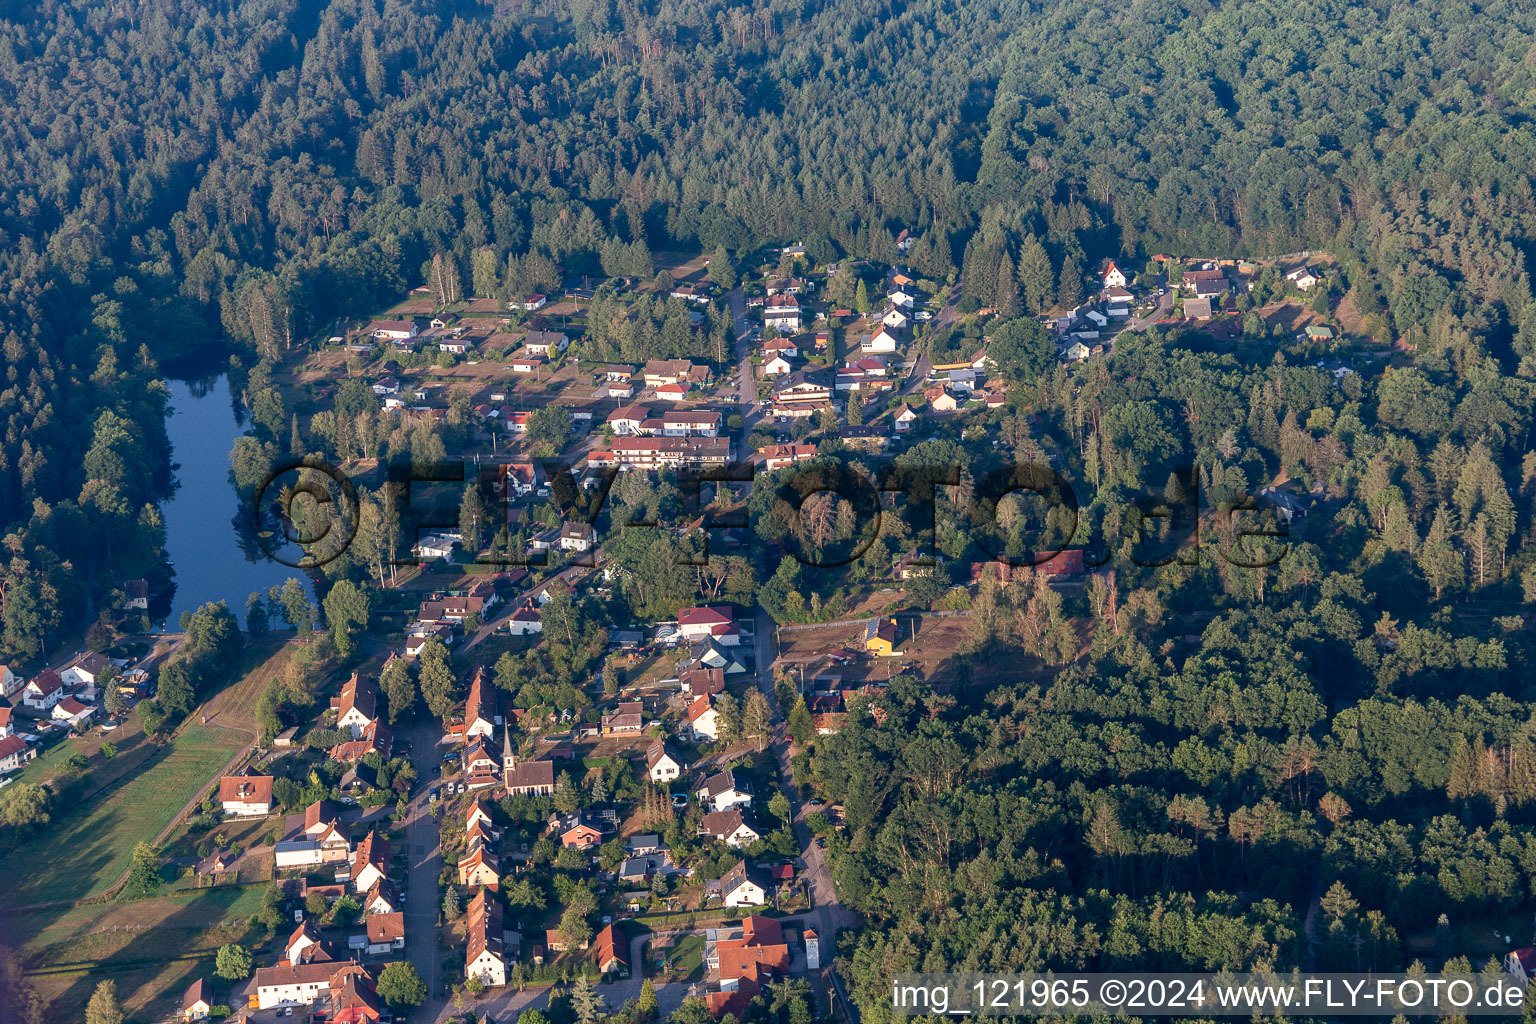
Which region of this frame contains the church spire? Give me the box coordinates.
[502,722,515,769]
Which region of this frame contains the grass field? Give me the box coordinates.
[0,723,248,909]
[12,885,270,1024]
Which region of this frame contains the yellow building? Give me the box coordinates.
[864,617,898,656]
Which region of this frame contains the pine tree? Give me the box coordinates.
[1018,236,1055,314]
[460,483,487,556]
[570,975,605,1024]
[1056,254,1083,308]
[443,885,463,919]
[743,689,772,748]
[85,981,124,1024]
[994,249,1021,317]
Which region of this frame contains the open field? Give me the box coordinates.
[12,885,270,1024]
[0,723,249,908]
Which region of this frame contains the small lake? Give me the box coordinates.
[154,373,311,630]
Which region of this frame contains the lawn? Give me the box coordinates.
[0,723,248,909]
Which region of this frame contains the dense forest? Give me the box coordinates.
[5,0,1536,657]
[4,0,1536,1015]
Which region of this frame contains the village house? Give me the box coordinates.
[1285,265,1321,291]
[594,923,628,974]
[559,522,595,552]
[0,734,37,774]
[180,979,212,1021]
[602,699,644,734]
[662,410,722,436]
[350,830,389,893]
[466,889,507,987]
[860,326,900,353]
[718,859,770,907]
[462,667,497,741]
[1101,260,1128,289]
[366,320,417,341]
[51,695,96,730]
[763,293,803,331]
[775,372,834,405]
[458,839,500,889]
[362,912,405,955]
[521,293,547,311]
[705,916,791,1016]
[758,443,817,471]
[763,352,793,376]
[643,359,710,387]
[677,606,739,645]
[923,387,958,412]
[864,617,899,655]
[61,650,110,686]
[647,740,682,782]
[1184,268,1228,298]
[588,436,733,471]
[687,694,720,742]
[219,770,274,817]
[332,673,379,739]
[700,807,761,848]
[0,663,19,699]
[679,666,726,696]
[506,603,543,635]
[894,405,920,432]
[22,670,65,710]
[697,768,753,813]
[523,329,570,356]
[551,810,607,849]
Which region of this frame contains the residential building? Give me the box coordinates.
[0,734,36,774]
[219,770,273,816]
[701,808,761,848]
[1101,260,1128,289]
[22,670,65,710]
[351,830,389,893]
[363,912,405,954]
[332,673,379,739]
[677,606,739,644]
[1285,265,1320,291]
[551,811,606,849]
[643,359,710,387]
[697,768,753,812]
[758,443,817,470]
[524,330,570,356]
[647,741,682,782]
[463,667,497,741]
[52,696,96,729]
[366,320,417,341]
[864,617,898,655]
[594,924,627,974]
[679,666,725,697]
[507,604,543,635]
[719,860,769,907]
[60,651,110,686]
[181,979,212,1021]
[466,889,508,987]
[587,436,733,471]
[560,522,596,552]
[687,694,720,742]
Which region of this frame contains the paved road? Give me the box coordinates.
[1125,288,1175,331]
[729,284,758,452]
[442,930,695,1023]
[405,714,450,1021]
[751,605,863,1021]
[458,562,591,654]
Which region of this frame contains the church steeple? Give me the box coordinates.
[502,723,516,773]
